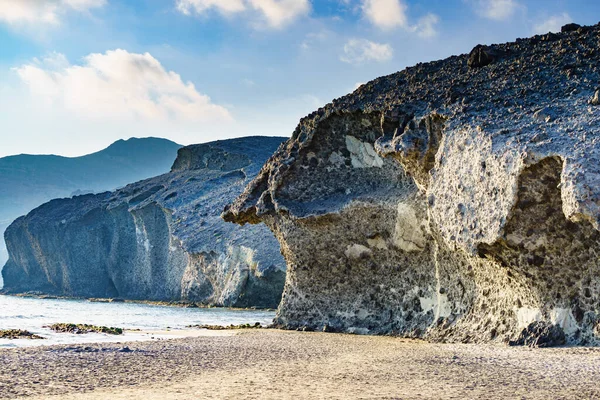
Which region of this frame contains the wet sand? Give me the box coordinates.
[1,329,599,399]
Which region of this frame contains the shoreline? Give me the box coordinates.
[0,295,276,349]
[0,293,277,312]
[1,330,599,399]
[0,327,238,349]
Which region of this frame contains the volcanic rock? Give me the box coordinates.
[224,23,600,344]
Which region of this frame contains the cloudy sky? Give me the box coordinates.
[0,0,598,157]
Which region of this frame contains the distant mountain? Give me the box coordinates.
[0,137,182,280]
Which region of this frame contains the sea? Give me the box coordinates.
[0,295,276,348]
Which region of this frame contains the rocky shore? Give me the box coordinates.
[0,330,599,399]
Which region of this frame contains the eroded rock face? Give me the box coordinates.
[224,24,600,344]
[3,137,287,308]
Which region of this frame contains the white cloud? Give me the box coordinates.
[176,0,246,16]
[360,0,439,37]
[0,0,106,25]
[533,13,572,34]
[300,30,329,50]
[248,0,310,29]
[414,13,439,38]
[14,49,231,123]
[472,0,520,21]
[340,39,393,64]
[61,0,106,11]
[362,0,408,30]
[175,0,310,29]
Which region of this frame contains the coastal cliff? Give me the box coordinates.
[3,137,287,308]
[0,137,183,287]
[225,23,600,344]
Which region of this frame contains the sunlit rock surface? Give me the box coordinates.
[3,137,287,308]
[225,24,600,344]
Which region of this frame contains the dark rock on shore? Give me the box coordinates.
[0,329,44,340]
[3,137,287,309]
[508,322,566,348]
[224,23,600,344]
[47,323,123,335]
[187,322,263,330]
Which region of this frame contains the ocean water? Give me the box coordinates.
[0,295,275,348]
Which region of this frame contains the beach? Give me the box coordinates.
[0,295,275,349]
[1,329,599,399]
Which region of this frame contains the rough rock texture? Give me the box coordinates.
[3,137,287,308]
[225,24,600,344]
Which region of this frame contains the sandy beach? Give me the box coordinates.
[0,329,599,399]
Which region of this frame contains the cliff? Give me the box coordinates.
[3,137,287,308]
[224,23,600,344]
[0,137,183,286]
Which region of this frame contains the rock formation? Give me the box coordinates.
[0,137,183,287]
[3,137,287,309]
[224,24,600,344]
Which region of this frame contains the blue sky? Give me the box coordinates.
[0,0,598,157]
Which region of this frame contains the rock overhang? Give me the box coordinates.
[224,23,600,345]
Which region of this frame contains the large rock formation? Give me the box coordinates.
[225,24,600,344]
[0,137,183,287]
[3,137,287,308]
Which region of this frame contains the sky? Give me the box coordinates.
[0,0,598,157]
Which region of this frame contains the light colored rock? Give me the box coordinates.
[393,204,426,252]
[346,135,384,169]
[590,89,600,105]
[516,307,542,329]
[345,244,373,260]
[533,106,555,122]
[367,236,388,250]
